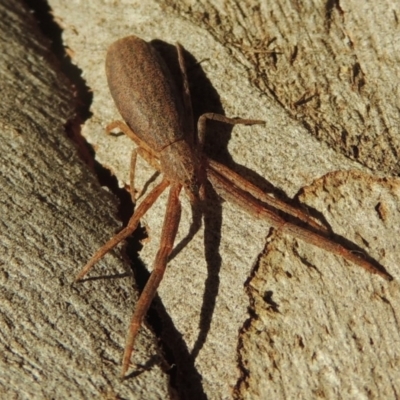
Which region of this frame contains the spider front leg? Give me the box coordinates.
[208,159,328,234]
[207,167,393,281]
[121,183,182,377]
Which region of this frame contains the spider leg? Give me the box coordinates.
[75,178,169,281]
[129,146,162,202]
[129,147,138,202]
[207,166,393,281]
[197,113,324,232]
[208,158,328,234]
[106,120,158,158]
[197,112,265,150]
[107,120,162,201]
[121,183,182,377]
[176,42,195,144]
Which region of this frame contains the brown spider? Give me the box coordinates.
[75,36,392,377]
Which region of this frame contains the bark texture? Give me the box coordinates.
[0,1,170,398]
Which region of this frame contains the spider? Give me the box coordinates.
[75,36,392,377]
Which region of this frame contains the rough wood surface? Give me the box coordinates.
[0,1,170,398]
[4,0,400,399]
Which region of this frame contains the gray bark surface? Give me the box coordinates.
[2,0,400,399]
[0,1,170,398]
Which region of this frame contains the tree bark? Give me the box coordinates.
[0,1,170,398]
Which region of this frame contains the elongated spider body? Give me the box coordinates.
[76,35,392,377]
